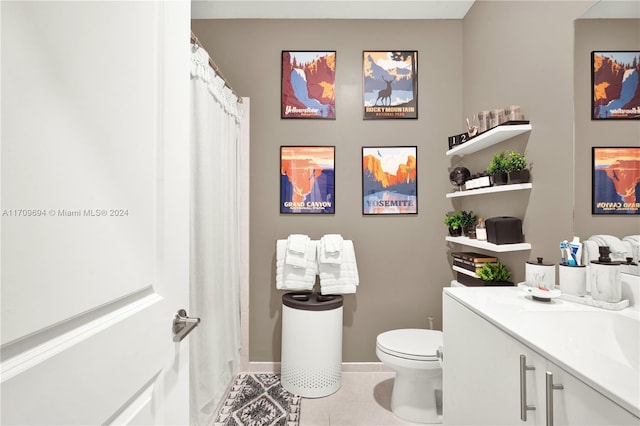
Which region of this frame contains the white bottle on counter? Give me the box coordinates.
[476,218,487,241]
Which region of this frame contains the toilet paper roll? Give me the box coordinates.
[559,265,586,296]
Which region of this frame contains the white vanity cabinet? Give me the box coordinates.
[443,293,639,425]
[546,361,639,425]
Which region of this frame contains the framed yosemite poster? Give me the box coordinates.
[592,146,640,214]
[281,51,336,119]
[363,51,418,119]
[591,51,640,120]
[280,146,335,214]
[362,146,417,214]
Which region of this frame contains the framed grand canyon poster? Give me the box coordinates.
[280,146,335,214]
[362,146,417,215]
[281,51,336,119]
[592,146,640,214]
[591,51,640,120]
[363,51,418,119]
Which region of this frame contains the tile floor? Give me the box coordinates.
[298,371,420,425]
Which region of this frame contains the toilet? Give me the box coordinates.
[376,328,443,424]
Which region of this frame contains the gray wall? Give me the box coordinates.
[574,19,640,239]
[192,2,638,363]
[191,19,463,361]
[460,1,594,282]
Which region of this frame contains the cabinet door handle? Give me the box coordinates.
[520,354,536,421]
[545,371,564,426]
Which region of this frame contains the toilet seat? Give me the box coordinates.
[376,328,442,361]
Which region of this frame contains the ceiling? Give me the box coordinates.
[191,0,476,20]
[191,0,640,20]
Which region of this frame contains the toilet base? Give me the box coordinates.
[390,368,442,424]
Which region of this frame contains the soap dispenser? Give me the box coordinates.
[590,246,622,303]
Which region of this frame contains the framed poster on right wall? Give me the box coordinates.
[591,51,640,120]
[592,146,640,214]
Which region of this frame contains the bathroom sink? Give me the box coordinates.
[518,310,639,370]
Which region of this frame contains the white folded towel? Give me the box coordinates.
[320,284,357,295]
[285,234,310,268]
[319,240,359,294]
[287,234,309,253]
[319,234,344,264]
[276,239,317,291]
[588,235,631,260]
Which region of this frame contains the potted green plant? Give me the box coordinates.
[477,262,512,286]
[506,150,530,184]
[486,151,509,186]
[444,211,463,237]
[459,210,478,238]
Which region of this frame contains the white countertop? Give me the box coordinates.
[443,285,640,418]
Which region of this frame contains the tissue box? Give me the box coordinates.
[485,216,523,245]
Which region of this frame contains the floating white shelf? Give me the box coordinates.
[452,265,479,278]
[446,236,531,252]
[446,183,532,198]
[446,124,532,157]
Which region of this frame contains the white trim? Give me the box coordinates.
[247,361,392,373]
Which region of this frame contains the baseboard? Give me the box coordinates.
[247,361,392,373]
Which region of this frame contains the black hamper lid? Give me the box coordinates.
[282,292,344,311]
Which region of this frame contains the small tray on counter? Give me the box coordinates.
[559,293,630,311]
[517,283,561,301]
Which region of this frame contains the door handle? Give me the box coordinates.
[545,371,564,426]
[172,309,200,342]
[520,354,536,421]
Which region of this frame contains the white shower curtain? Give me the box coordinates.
[189,44,242,425]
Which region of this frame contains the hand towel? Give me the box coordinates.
[319,240,359,294]
[287,234,309,253]
[285,234,310,268]
[276,239,317,291]
[588,235,631,260]
[319,234,344,264]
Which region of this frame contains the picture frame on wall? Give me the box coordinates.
[363,51,418,119]
[362,146,417,215]
[280,146,335,214]
[592,146,640,215]
[591,51,640,120]
[281,51,336,119]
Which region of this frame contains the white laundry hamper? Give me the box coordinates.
[280,292,344,398]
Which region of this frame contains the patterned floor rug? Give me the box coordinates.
[213,373,301,426]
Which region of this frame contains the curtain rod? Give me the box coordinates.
[191,31,242,104]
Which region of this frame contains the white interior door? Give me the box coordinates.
[1,1,191,424]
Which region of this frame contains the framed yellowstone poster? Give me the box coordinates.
[280,146,335,214]
[591,51,640,120]
[363,51,418,119]
[592,146,640,214]
[362,146,417,215]
[281,51,336,119]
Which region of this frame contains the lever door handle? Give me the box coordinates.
[172,309,200,342]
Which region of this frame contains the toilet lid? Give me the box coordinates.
[376,329,442,361]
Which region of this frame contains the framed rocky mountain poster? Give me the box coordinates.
[363,51,418,119]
